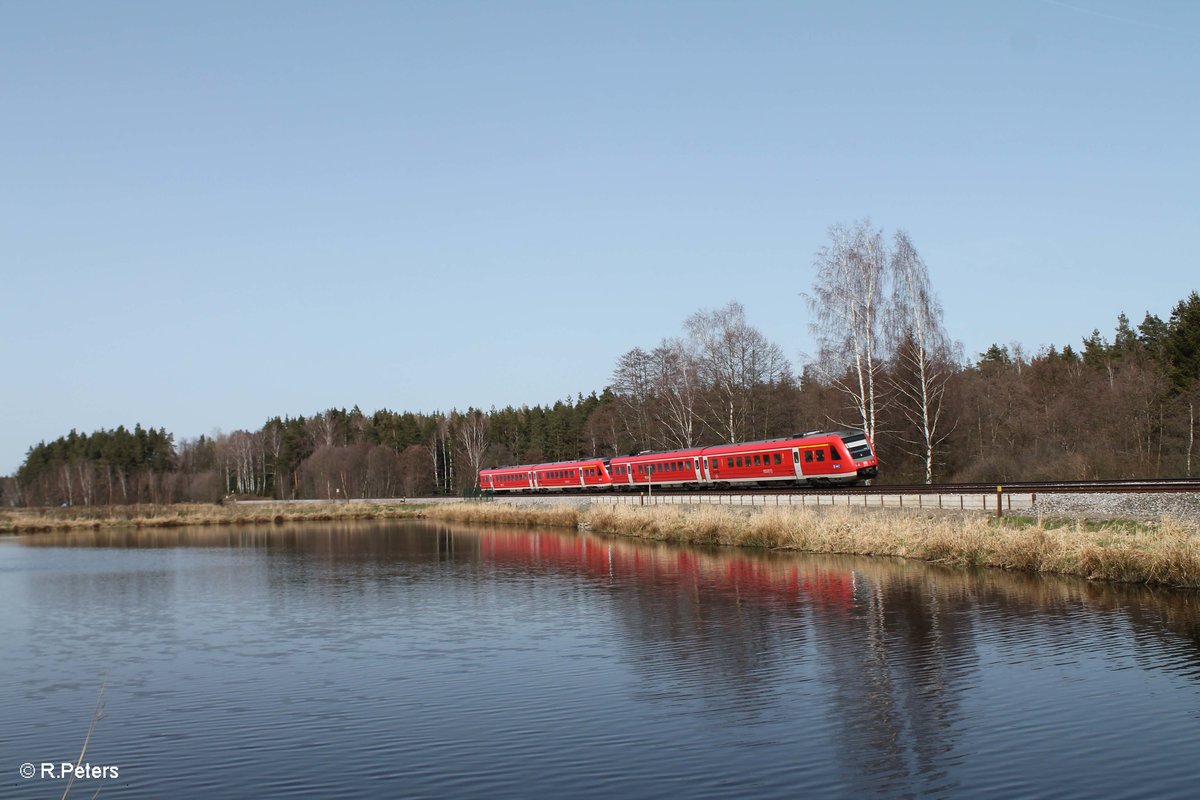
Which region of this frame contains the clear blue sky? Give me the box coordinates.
[2,1,1197,474]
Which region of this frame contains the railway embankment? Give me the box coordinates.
[1035,491,1200,521]
[424,501,1200,589]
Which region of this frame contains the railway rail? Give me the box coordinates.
[501,478,1200,499]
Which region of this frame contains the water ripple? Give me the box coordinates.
[2,526,1200,799]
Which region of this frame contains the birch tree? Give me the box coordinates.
[888,230,958,483]
[806,220,889,443]
[457,408,490,489]
[650,339,701,449]
[611,347,656,451]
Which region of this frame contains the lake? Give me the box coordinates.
[2,521,1199,798]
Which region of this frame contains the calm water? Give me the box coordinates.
[2,521,1199,799]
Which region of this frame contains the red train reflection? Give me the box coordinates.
[472,526,855,611]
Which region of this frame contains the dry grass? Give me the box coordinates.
[425,503,580,529]
[9,500,1200,589]
[0,502,425,533]
[436,502,1200,589]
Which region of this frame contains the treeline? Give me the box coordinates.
[6,399,611,506]
[3,221,1197,506]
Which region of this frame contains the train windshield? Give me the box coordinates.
[840,434,873,460]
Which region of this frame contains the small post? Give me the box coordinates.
[996,485,1003,518]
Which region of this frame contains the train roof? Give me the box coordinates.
[482,456,607,471]
[698,431,859,449]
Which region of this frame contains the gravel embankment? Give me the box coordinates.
[1035,492,1200,521]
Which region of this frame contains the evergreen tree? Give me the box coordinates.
[1164,291,1200,392]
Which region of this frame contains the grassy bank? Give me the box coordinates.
[425,503,1200,589]
[9,500,1199,589]
[0,502,426,534]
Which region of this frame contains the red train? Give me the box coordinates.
[479,430,878,493]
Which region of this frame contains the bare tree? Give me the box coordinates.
[686,301,790,443]
[399,444,434,497]
[583,400,624,456]
[457,408,490,489]
[888,230,959,483]
[611,347,656,451]
[650,339,701,449]
[425,414,453,494]
[806,220,889,442]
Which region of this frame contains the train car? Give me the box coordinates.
[528,458,611,492]
[700,430,876,488]
[480,430,877,493]
[609,448,706,490]
[479,464,537,493]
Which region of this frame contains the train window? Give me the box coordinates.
[736,456,743,467]
[753,455,761,466]
[774,453,782,465]
[727,458,734,467]
[710,458,718,469]
[816,450,825,462]
[830,447,841,461]
[805,451,813,463]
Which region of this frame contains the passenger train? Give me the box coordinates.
[479,430,878,493]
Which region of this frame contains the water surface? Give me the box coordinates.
[2,521,1199,798]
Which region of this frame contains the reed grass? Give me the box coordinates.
[424,503,581,529]
[10,500,1200,588]
[428,502,1200,589]
[0,502,426,534]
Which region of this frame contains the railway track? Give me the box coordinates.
[497,478,1200,499]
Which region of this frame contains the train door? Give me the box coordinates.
[695,457,705,483]
[792,448,805,482]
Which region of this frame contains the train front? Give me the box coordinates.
[840,432,878,481]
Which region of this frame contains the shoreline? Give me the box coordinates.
[5,500,1200,590]
[424,502,1200,590]
[0,502,426,533]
